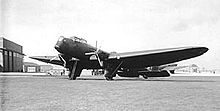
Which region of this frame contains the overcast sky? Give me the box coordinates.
[1,0,220,69]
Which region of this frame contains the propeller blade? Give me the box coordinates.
[85,42,103,67]
[85,52,96,55]
[96,54,103,67]
[85,47,100,55]
[50,56,58,61]
[96,46,101,53]
[58,54,67,67]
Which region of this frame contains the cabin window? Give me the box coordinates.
[58,36,64,42]
[70,36,87,43]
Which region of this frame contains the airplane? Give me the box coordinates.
[30,36,208,80]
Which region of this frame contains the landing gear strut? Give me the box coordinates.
[104,61,123,81]
[105,76,114,81]
[68,61,83,80]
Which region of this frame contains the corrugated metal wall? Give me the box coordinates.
[0,37,24,72]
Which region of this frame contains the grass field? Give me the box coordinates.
[1,74,220,111]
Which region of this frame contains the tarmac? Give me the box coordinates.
[0,72,220,111]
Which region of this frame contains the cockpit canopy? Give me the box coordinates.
[70,36,87,43]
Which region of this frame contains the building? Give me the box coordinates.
[23,62,54,73]
[23,62,40,72]
[191,64,199,73]
[0,37,24,72]
[40,65,53,72]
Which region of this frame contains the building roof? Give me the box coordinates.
[191,64,198,67]
[0,37,24,55]
[24,62,39,66]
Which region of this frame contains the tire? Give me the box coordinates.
[142,75,148,79]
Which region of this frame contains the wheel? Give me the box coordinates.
[69,76,76,80]
[142,75,148,79]
[170,70,175,74]
[68,72,77,80]
[105,77,114,81]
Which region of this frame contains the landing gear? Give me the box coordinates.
[142,75,148,79]
[105,76,114,81]
[104,61,123,81]
[170,70,175,74]
[68,61,83,80]
[104,69,115,81]
[68,76,76,80]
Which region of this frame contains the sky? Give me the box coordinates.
[1,0,220,69]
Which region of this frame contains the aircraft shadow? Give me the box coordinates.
[1,75,217,83]
[144,79,216,83]
[56,76,216,83]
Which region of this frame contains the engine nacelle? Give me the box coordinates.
[117,70,139,77]
[140,70,170,77]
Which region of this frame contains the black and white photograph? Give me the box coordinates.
[1,0,220,110]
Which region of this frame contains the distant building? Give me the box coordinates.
[191,64,199,73]
[23,62,40,72]
[0,37,24,72]
[40,65,53,72]
[23,62,55,73]
[92,69,105,75]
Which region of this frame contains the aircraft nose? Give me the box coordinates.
[55,36,65,52]
[54,44,60,50]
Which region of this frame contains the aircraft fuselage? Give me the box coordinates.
[55,36,96,59]
[55,36,109,69]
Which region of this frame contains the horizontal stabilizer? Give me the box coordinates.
[29,56,63,66]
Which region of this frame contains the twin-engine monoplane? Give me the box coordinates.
[30,36,208,80]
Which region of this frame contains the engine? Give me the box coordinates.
[117,68,170,78]
[117,69,139,77]
[140,70,170,77]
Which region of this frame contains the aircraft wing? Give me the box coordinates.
[29,56,63,66]
[108,46,208,68]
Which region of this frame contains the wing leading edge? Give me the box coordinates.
[109,46,208,68]
[30,47,208,68]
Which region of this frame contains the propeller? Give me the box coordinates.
[58,54,67,67]
[50,56,58,62]
[85,41,103,67]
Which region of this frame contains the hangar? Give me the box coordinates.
[0,37,24,72]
